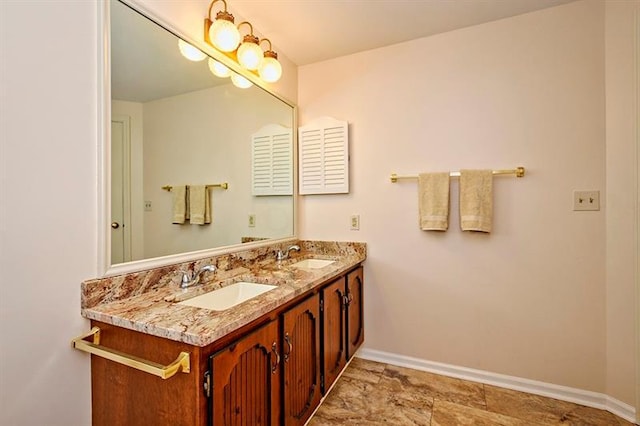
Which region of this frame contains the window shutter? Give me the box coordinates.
[251,124,293,196]
[298,117,349,195]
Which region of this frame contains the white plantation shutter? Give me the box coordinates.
[298,117,349,195]
[251,124,293,196]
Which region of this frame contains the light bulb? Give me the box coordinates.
[230,74,253,89]
[209,15,240,52]
[177,39,206,62]
[208,58,231,78]
[258,55,282,83]
[237,37,263,70]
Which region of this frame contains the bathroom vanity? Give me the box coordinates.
[78,241,365,426]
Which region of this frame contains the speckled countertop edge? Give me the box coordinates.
[81,241,366,347]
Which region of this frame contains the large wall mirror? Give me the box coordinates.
[102,0,296,275]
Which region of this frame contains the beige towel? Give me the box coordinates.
[459,169,493,233]
[189,185,211,225]
[171,185,187,224]
[418,172,450,231]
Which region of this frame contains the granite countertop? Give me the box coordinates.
[81,241,366,347]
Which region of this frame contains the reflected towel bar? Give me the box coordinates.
[390,167,525,183]
[162,183,229,191]
[71,327,190,380]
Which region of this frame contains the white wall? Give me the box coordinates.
[0,2,97,425]
[605,0,639,409]
[299,0,611,396]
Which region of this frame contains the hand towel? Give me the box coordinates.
[459,169,493,233]
[171,185,187,224]
[189,185,211,225]
[418,172,450,231]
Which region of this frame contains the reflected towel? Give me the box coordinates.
[171,185,187,224]
[189,185,211,225]
[459,169,493,233]
[418,172,450,231]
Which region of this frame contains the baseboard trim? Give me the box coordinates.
[357,348,637,424]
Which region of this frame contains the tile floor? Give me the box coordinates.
[308,358,636,426]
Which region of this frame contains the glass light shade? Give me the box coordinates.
[230,73,253,89]
[177,39,206,62]
[208,58,231,78]
[258,56,282,83]
[209,18,240,52]
[237,41,263,70]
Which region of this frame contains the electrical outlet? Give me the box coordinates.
[573,190,600,211]
[144,200,152,212]
[350,214,360,231]
[248,214,256,227]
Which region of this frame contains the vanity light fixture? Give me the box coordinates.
[236,22,263,71]
[205,0,240,52]
[200,0,283,85]
[258,39,282,83]
[177,39,206,62]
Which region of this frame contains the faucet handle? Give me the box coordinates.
[181,272,191,286]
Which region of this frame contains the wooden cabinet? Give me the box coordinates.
[346,267,364,359]
[89,265,363,426]
[320,266,364,393]
[89,322,206,426]
[210,294,321,426]
[282,294,321,426]
[320,277,347,394]
[209,319,281,426]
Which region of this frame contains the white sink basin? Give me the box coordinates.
[178,282,277,311]
[291,259,335,269]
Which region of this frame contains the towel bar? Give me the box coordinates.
[162,183,228,191]
[71,327,190,379]
[390,167,525,183]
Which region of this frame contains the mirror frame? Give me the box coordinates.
[97,0,298,277]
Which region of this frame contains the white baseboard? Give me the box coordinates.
[357,348,637,424]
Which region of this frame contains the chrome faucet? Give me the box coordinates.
[180,265,216,289]
[276,245,300,261]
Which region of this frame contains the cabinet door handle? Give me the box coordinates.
[338,291,347,311]
[283,333,292,363]
[343,294,350,308]
[71,327,190,380]
[271,342,280,374]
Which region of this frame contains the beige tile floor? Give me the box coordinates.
[308,358,636,426]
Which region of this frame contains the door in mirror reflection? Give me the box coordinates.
[111,116,131,264]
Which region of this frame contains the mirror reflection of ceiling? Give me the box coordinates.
[111,2,227,103]
[230,0,578,65]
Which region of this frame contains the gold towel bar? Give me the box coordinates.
[162,183,229,191]
[71,327,190,380]
[390,167,525,183]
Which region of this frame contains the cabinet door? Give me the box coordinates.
[210,319,281,426]
[346,267,364,359]
[321,277,346,394]
[282,294,322,426]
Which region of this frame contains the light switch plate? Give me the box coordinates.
[350,215,360,230]
[248,214,256,227]
[573,190,600,211]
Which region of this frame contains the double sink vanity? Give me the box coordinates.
[87,2,365,424]
[77,240,366,426]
